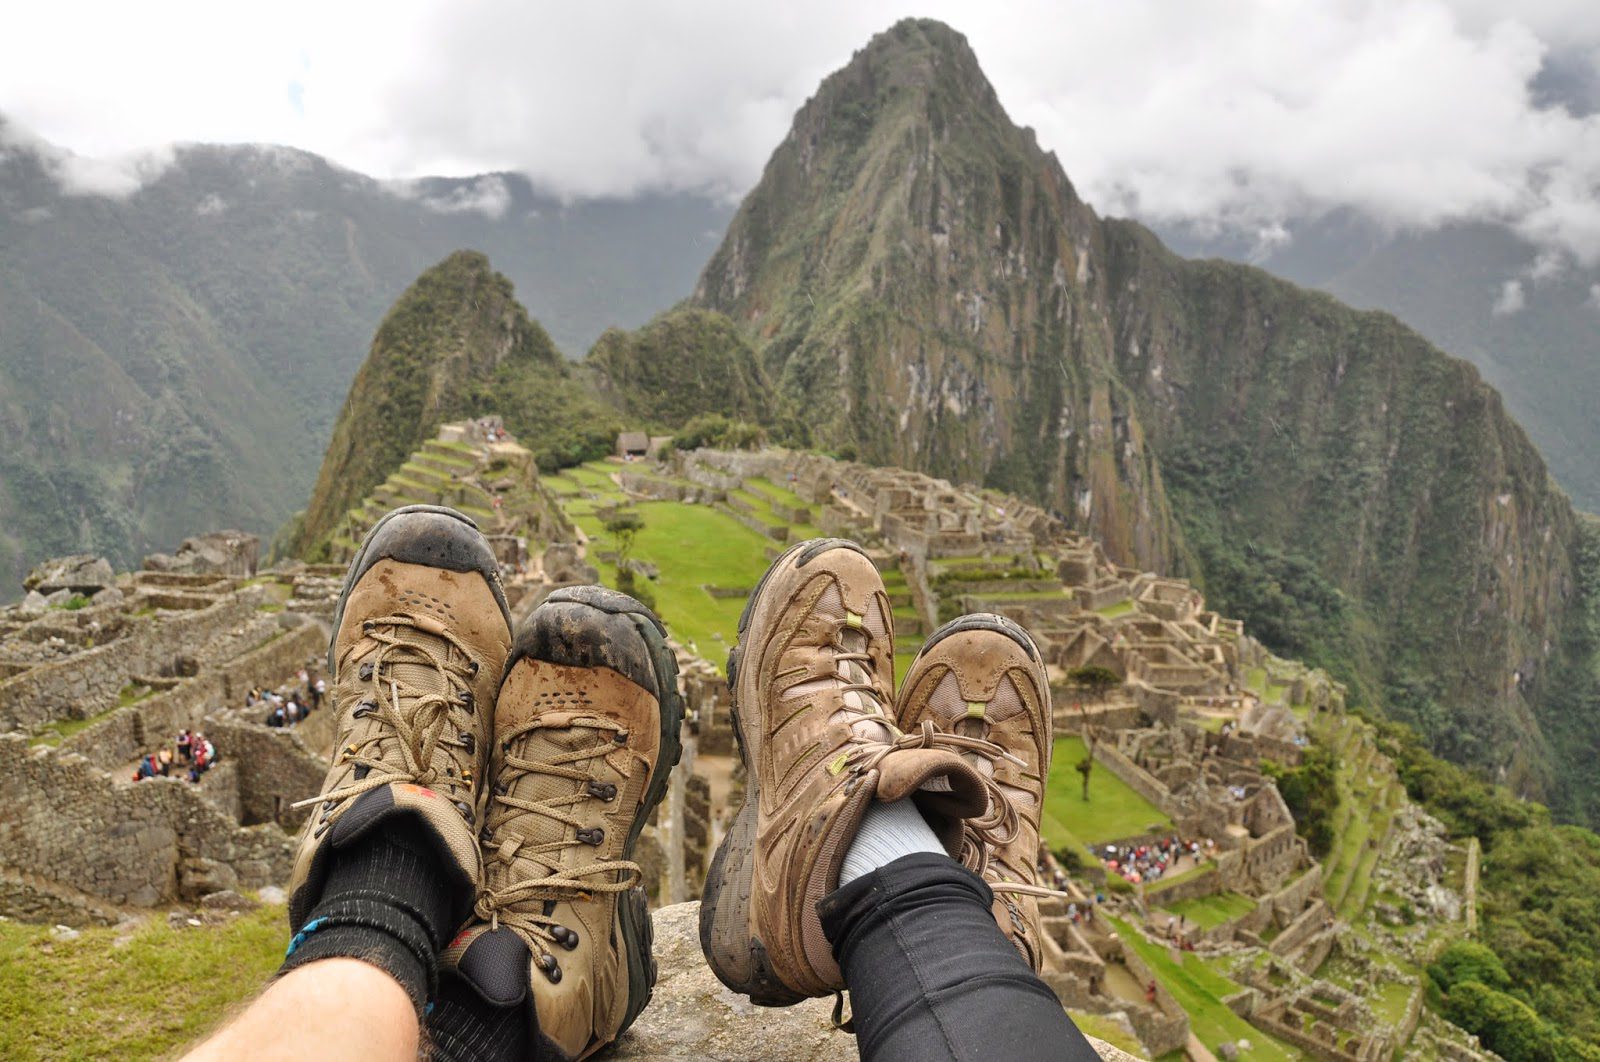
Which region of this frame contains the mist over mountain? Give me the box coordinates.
[0,120,729,590]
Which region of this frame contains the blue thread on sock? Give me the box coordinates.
[285,916,329,957]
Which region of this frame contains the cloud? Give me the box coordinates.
[386,174,513,218]
[1,0,1598,263]
[1589,282,1600,307]
[1493,278,1527,314]
[195,193,227,216]
[0,115,172,197]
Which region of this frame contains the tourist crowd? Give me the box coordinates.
[250,667,326,728]
[133,728,218,784]
[1100,834,1215,885]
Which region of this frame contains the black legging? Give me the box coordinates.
[818,852,1099,1062]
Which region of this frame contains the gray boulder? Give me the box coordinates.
[144,530,259,578]
[24,554,115,596]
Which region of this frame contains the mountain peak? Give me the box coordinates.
[788,18,1007,153]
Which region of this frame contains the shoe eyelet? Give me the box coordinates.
[494,781,509,796]
[358,663,374,681]
[480,825,493,844]
[353,701,376,719]
[362,620,375,632]
[587,781,618,801]
[458,691,475,714]
[551,925,579,950]
[537,952,562,982]
[613,731,628,745]
[353,764,371,781]
[576,827,604,846]
[467,660,480,676]
[454,801,474,825]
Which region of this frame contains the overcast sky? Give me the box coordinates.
[3,0,1599,265]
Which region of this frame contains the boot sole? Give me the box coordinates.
[914,611,1043,665]
[327,503,511,674]
[699,538,867,1007]
[521,586,685,1049]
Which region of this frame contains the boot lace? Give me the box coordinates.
[475,717,641,975]
[825,630,1062,895]
[293,615,480,832]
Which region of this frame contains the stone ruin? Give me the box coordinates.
[0,435,1479,1060]
[0,533,341,923]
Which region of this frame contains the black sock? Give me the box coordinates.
[426,975,531,1062]
[278,823,456,1011]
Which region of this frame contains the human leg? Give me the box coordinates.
[187,506,513,1059]
[429,585,683,1061]
[895,612,1057,967]
[185,959,417,1061]
[700,541,1094,1058]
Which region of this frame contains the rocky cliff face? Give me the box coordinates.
[690,18,1598,817]
[691,19,1177,571]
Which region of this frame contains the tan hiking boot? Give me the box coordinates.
[699,539,1001,1005]
[896,613,1055,970]
[288,505,513,933]
[439,586,683,1061]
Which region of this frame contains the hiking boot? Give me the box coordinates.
[439,586,683,1061]
[288,505,513,933]
[896,613,1055,970]
[699,539,999,1005]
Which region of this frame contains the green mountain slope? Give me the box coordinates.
[0,120,729,591]
[585,308,775,428]
[688,18,1600,821]
[1159,215,1600,514]
[691,21,1177,571]
[292,251,618,553]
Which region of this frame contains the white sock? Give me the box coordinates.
[839,798,944,884]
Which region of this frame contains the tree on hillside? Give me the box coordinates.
[1068,665,1122,701]
[603,509,655,613]
[604,509,644,569]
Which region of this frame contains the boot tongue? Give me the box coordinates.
[381,626,454,709]
[448,925,532,1007]
[836,626,895,743]
[498,713,614,869]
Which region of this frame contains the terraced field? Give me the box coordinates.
[1042,736,1173,849]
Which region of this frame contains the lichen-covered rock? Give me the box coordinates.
[24,554,115,596]
[144,531,259,578]
[613,902,1139,1060]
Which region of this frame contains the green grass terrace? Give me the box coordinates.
[1042,736,1173,850]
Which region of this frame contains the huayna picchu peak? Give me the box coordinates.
[690,17,1600,828]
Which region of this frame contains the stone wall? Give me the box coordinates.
[1093,742,1173,817]
[1266,865,1323,926]
[204,714,328,829]
[0,590,267,733]
[1268,898,1331,958]
[0,735,293,908]
[53,621,326,772]
[1144,864,1221,906]
[0,867,127,926]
